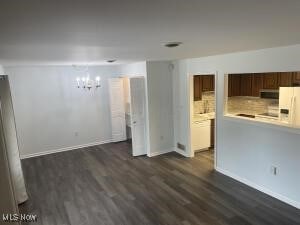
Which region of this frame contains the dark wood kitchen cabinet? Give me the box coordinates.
[194,75,202,101]
[292,72,300,86]
[251,74,263,97]
[194,75,215,100]
[227,72,300,98]
[263,73,279,89]
[240,74,253,96]
[202,75,215,92]
[278,72,293,87]
[228,74,241,97]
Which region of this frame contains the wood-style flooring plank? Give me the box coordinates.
[19,143,300,225]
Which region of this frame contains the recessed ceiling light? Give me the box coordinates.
[164,42,182,48]
[107,60,116,63]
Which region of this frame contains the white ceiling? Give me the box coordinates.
[1,0,300,65]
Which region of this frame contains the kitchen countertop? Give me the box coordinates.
[225,113,300,130]
[193,112,215,122]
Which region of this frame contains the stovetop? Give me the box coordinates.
[256,112,278,118]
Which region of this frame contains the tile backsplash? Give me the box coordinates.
[227,96,278,115]
[194,91,215,114]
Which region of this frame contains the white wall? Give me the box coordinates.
[5,65,122,158]
[146,61,174,156]
[120,62,147,77]
[0,65,4,74]
[173,44,300,208]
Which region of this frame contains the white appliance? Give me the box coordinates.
[279,87,300,126]
[191,120,211,151]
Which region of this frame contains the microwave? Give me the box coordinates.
[259,89,279,99]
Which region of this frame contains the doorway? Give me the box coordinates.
[188,73,217,168]
[109,77,147,157]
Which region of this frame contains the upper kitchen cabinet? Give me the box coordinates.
[202,75,215,92]
[263,73,279,89]
[251,74,263,97]
[240,74,253,96]
[278,72,293,87]
[293,72,300,86]
[194,75,202,101]
[228,74,241,97]
[194,75,215,101]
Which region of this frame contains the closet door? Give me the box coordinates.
[130,77,147,156]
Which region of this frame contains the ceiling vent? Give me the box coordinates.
[164,42,182,48]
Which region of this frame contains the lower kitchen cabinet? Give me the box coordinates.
[191,120,211,151]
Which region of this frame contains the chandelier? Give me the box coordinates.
[73,65,101,90]
[76,76,101,90]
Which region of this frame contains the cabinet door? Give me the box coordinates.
[211,75,215,91]
[263,73,279,89]
[194,76,202,101]
[202,75,214,92]
[292,72,300,86]
[252,74,263,97]
[240,74,252,96]
[228,74,241,97]
[278,72,293,87]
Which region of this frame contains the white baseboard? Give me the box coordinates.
[216,167,300,209]
[174,147,190,157]
[20,139,113,159]
[148,148,174,157]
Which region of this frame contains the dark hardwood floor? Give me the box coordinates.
[20,142,300,225]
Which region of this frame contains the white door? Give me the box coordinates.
[130,77,147,156]
[109,78,126,142]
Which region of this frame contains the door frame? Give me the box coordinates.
[187,71,218,169]
[108,78,127,142]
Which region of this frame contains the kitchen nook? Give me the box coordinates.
[225,72,300,129]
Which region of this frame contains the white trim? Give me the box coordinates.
[20,139,113,159]
[174,147,190,157]
[188,72,218,163]
[148,148,174,157]
[216,166,300,210]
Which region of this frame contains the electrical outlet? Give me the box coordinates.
[74,132,79,137]
[270,166,277,175]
